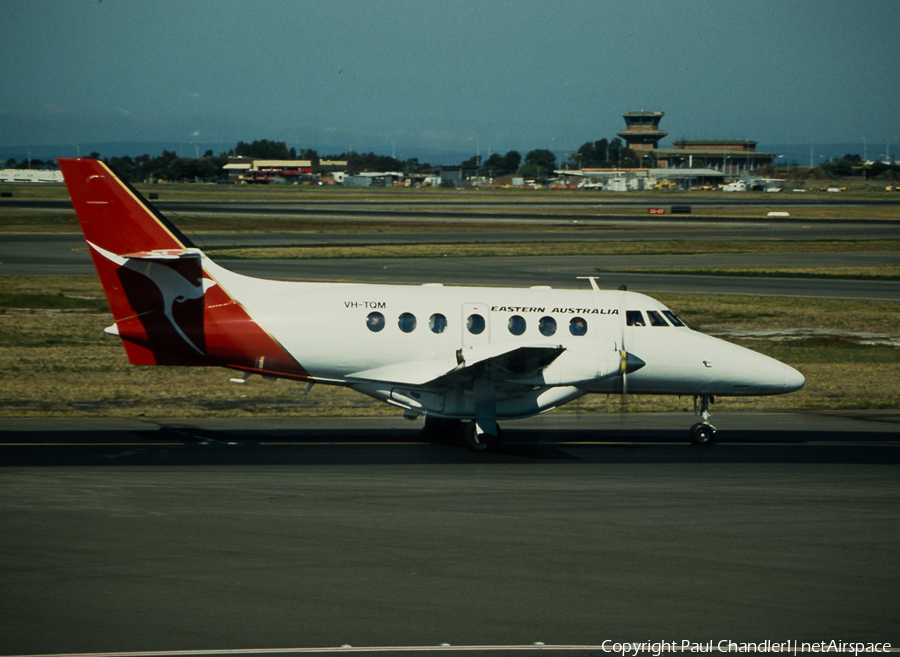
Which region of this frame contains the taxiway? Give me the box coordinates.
[1,412,899,654]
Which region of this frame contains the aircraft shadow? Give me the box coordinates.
[2,425,898,466]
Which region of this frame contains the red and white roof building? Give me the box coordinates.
[223,158,347,183]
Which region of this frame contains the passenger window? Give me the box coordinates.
[429,313,447,334]
[467,313,485,335]
[398,312,417,333]
[626,310,645,327]
[662,310,686,327]
[367,312,385,332]
[539,316,557,337]
[508,315,526,336]
[647,310,669,327]
[569,317,588,336]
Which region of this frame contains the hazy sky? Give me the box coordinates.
[2,0,898,158]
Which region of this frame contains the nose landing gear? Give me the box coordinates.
[689,394,717,445]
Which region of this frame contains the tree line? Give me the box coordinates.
[6,138,894,183]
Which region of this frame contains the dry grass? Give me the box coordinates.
[207,240,900,262]
[616,266,900,280]
[657,293,899,335]
[1,286,897,417]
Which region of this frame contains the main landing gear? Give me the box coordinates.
[421,415,502,451]
[462,378,503,452]
[689,394,717,445]
[463,421,502,452]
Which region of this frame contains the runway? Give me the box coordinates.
[2,230,899,301]
[3,411,900,466]
[1,413,899,654]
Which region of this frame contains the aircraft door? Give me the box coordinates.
[461,302,491,351]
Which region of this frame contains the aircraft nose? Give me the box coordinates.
[782,364,805,392]
[713,338,805,395]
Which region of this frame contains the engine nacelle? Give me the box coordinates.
[519,339,642,386]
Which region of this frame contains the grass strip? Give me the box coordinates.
[205,239,900,261]
[0,281,897,417]
[598,267,900,281]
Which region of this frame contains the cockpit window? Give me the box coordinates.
[366,312,385,332]
[647,310,669,327]
[538,316,557,337]
[626,310,645,327]
[569,317,588,336]
[662,310,686,327]
[467,313,485,335]
[508,315,526,336]
[429,313,447,334]
[398,312,417,333]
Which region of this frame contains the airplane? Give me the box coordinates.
[58,157,805,450]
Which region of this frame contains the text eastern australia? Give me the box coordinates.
[491,306,618,315]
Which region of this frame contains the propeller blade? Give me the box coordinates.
[618,286,628,413]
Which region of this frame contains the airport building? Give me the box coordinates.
[223,157,347,183]
[553,111,775,189]
[616,111,775,174]
[656,140,775,175]
[617,111,668,150]
[0,168,63,183]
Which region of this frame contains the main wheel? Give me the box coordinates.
[463,421,501,452]
[689,422,715,445]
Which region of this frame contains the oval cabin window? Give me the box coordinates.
[366,312,385,332]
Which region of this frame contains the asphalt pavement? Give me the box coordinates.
[1,412,899,654]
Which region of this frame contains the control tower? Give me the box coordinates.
[617,111,667,150]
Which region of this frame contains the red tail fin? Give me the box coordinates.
[59,158,307,379]
[59,158,207,365]
[59,158,193,256]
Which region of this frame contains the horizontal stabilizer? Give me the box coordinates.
[120,249,203,261]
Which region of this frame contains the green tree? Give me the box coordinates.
[503,150,521,174]
[323,151,403,173]
[521,149,556,179]
[233,139,293,160]
[575,139,610,168]
[402,157,421,173]
[484,153,505,170]
[482,151,522,176]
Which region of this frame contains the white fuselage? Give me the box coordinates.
[205,258,805,421]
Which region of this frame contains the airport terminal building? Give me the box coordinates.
[617,111,776,174]
[554,111,775,190]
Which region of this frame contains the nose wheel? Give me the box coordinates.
[689,422,715,445]
[689,394,717,445]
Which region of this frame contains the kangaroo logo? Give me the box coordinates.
[89,241,217,355]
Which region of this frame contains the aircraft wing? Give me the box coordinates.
[348,343,566,388]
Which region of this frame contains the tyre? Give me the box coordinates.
[689,422,715,445]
